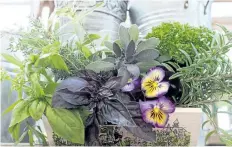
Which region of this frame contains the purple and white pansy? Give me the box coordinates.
[139,96,175,128]
[141,67,170,98]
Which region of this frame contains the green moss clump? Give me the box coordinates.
[146,22,214,63]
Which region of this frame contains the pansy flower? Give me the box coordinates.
[139,96,175,128]
[121,78,141,92]
[141,67,170,98]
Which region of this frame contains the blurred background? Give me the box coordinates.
[0,0,232,145]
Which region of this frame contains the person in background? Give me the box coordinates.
[36,0,55,19]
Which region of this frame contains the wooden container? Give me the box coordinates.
[37,108,202,146]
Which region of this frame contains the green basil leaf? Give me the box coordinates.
[44,82,58,95]
[86,61,114,73]
[29,100,46,121]
[46,106,85,144]
[72,107,92,124]
[30,73,44,97]
[8,123,20,142]
[9,100,30,141]
[81,46,92,58]
[51,54,69,71]
[1,53,22,67]
[83,34,101,45]
[2,99,22,116]
[9,100,30,128]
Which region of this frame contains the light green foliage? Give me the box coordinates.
[1,5,102,145]
[170,25,232,144]
[28,99,46,121]
[170,28,232,107]
[146,22,214,63]
[46,106,85,144]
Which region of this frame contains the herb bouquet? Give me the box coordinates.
[1,7,232,146]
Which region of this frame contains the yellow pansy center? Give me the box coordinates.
[153,107,160,113]
[145,79,159,92]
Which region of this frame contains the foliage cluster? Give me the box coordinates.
[146,22,214,63]
[1,5,232,146]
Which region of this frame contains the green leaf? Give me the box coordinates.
[202,120,210,130]
[9,100,30,141]
[126,64,140,78]
[29,100,46,121]
[102,57,116,63]
[81,46,92,58]
[9,100,30,128]
[113,42,122,57]
[27,123,47,146]
[202,104,212,117]
[46,106,85,144]
[179,49,193,65]
[118,67,130,87]
[129,24,139,42]
[36,53,69,71]
[136,61,161,73]
[1,53,22,67]
[72,107,92,123]
[222,100,232,106]
[119,25,130,49]
[135,49,159,62]
[104,41,113,50]
[28,130,34,146]
[220,137,232,146]
[51,54,69,71]
[42,41,60,53]
[156,55,171,63]
[169,73,183,80]
[205,130,216,142]
[2,99,22,116]
[44,82,58,95]
[161,63,175,72]
[83,34,101,45]
[86,61,114,73]
[126,40,135,59]
[9,123,20,142]
[35,53,52,66]
[137,37,160,52]
[30,73,44,97]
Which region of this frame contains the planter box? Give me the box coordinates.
[38,108,202,146]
